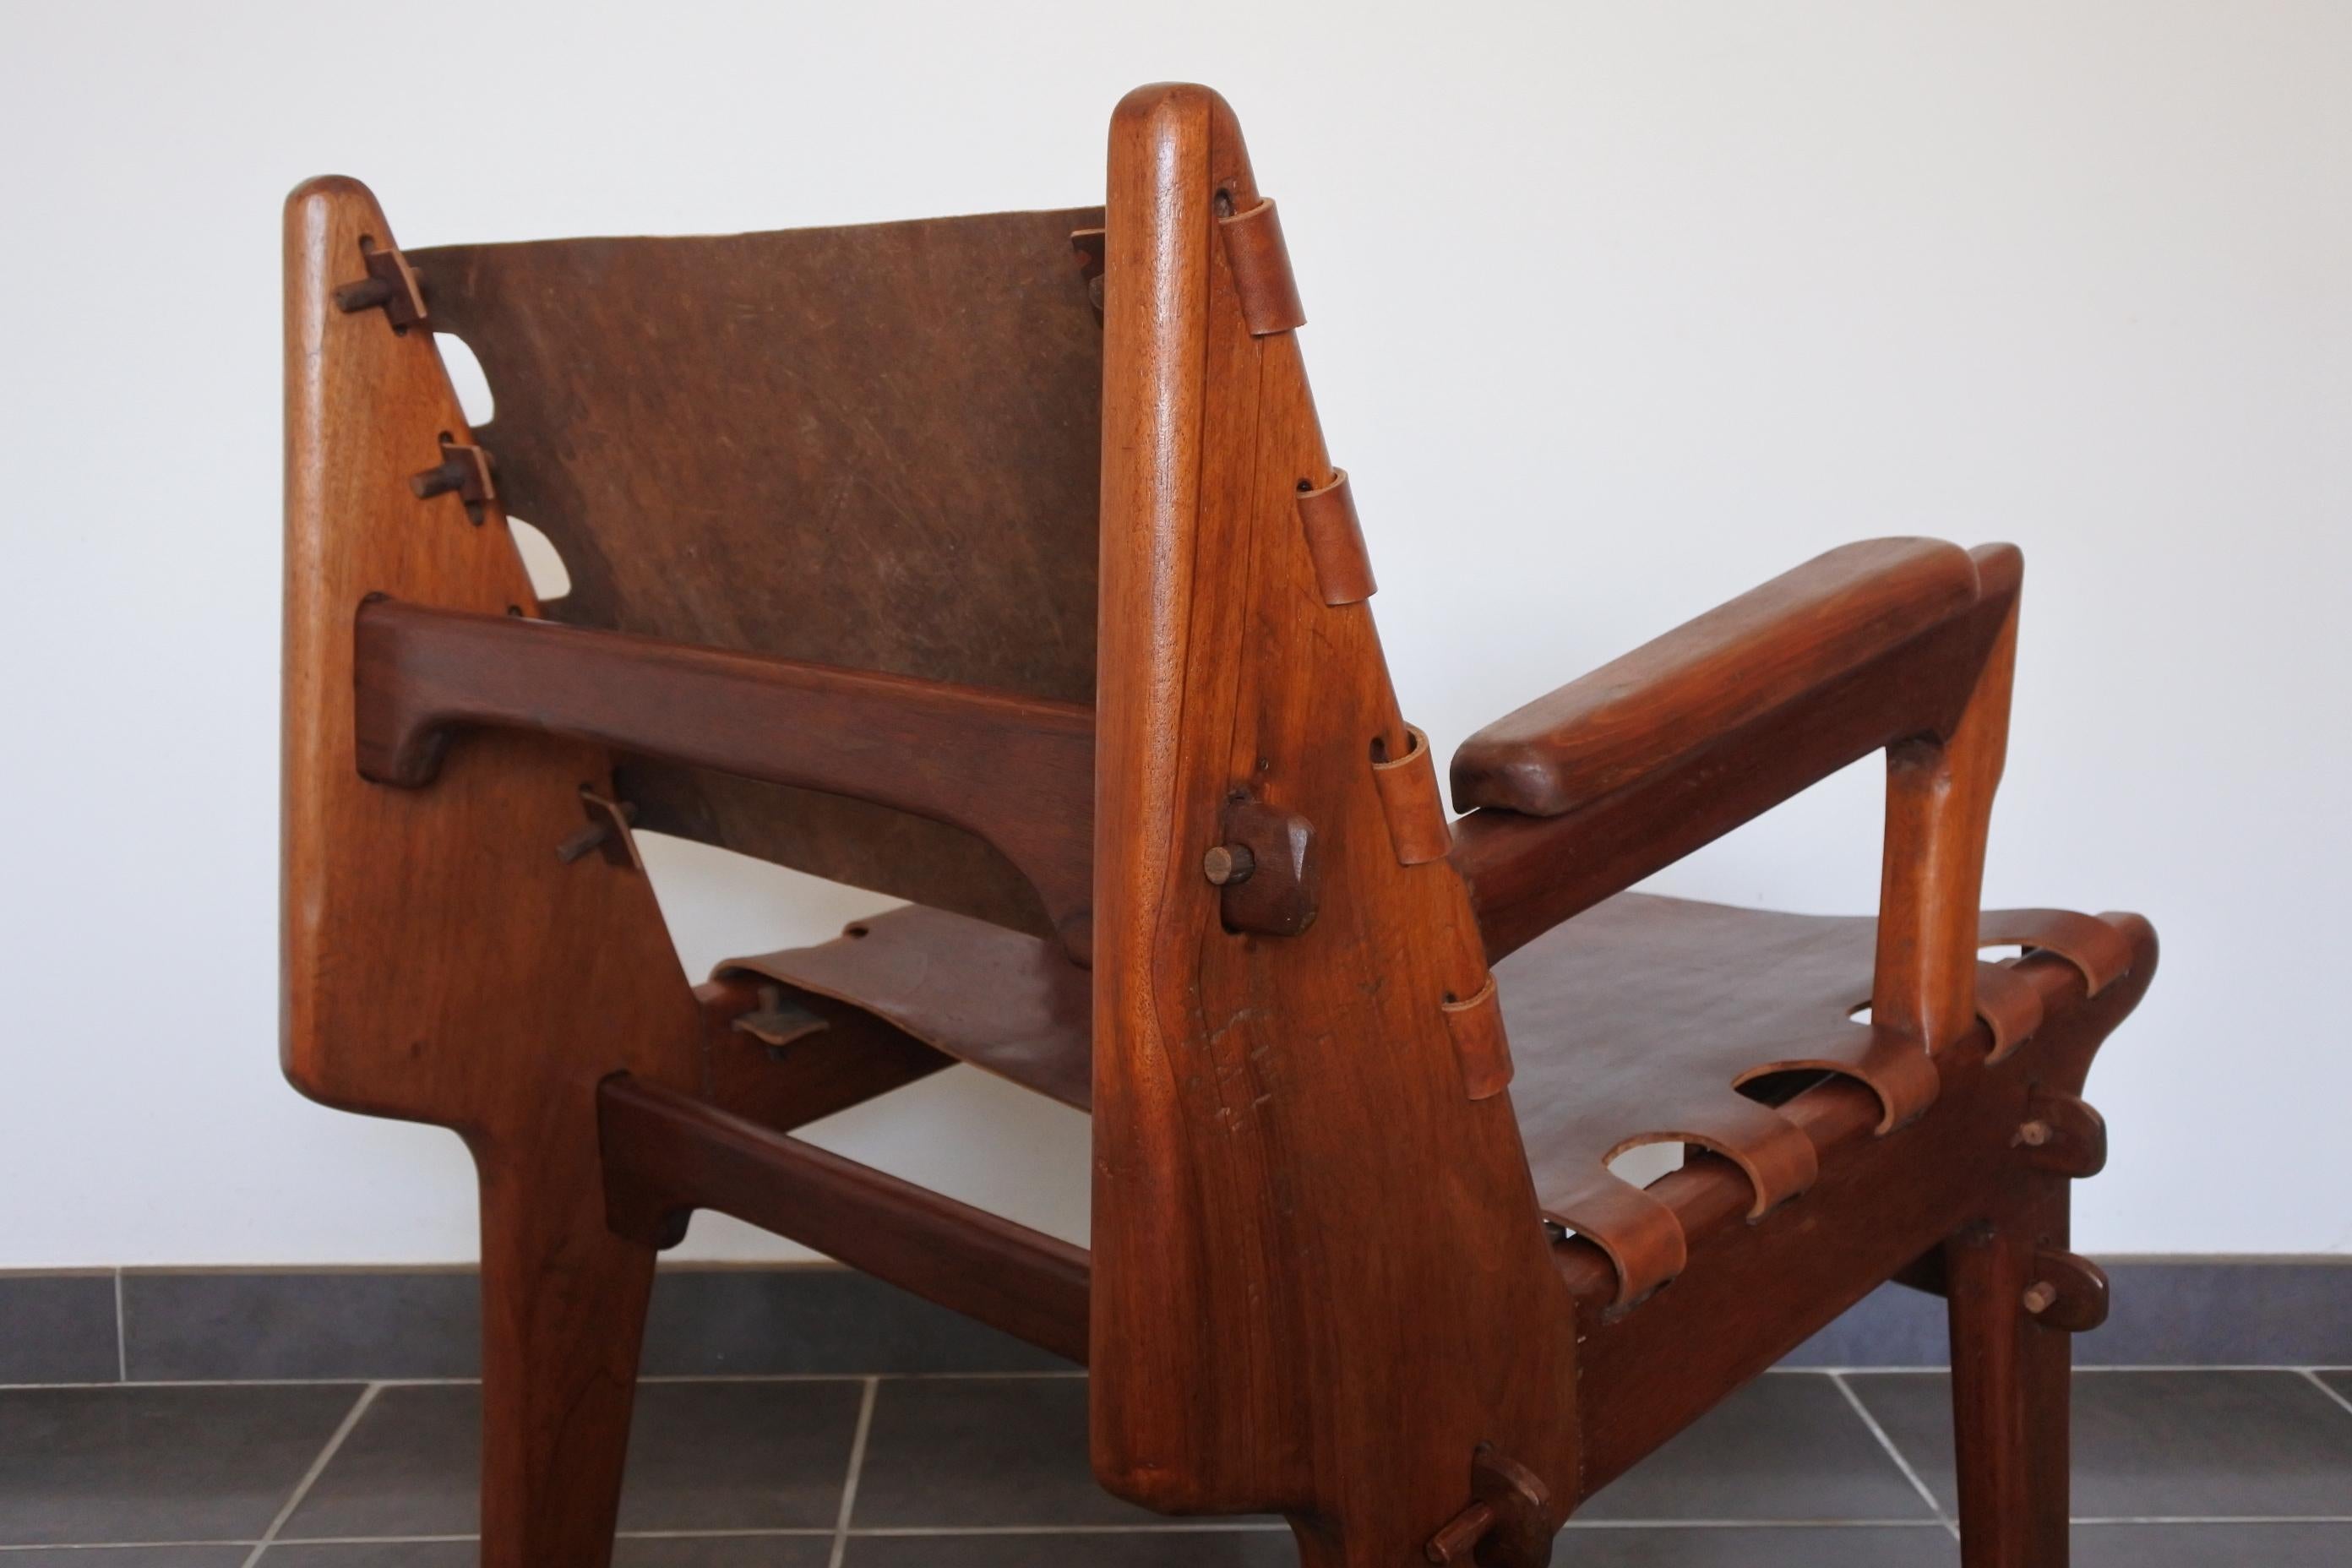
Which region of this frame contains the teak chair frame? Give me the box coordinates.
[284,84,2153,1567]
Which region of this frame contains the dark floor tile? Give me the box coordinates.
[644,1270,1075,1377]
[1553,1526,1955,1565]
[0,1552,251,1567]
[1848,1369,2352,1517]
[0,1382,362,1545]
[1577,1374,1937,1522]
[850,1375,1159,1527]
[285,1379,863,1538]
[617,1380,863,1531]
[845,1531,1297,1567]
[618,1541,835,1567]
[2074,1522,2352,1565]
[124,1270,480,1381]
[0,1271,121,1385]
[275,1384,474,1537]
[264,1542,830,1567]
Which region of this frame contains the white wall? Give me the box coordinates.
[3,2,2345,1267]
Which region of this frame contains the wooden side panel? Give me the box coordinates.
[283,177,701,1567]
[1088,86,1579,1562]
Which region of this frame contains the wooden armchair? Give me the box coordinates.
[283,83,2154,1568]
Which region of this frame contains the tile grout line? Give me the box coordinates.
[112,1269,127,1383]
[14,1519,2352,1553]
[2302,1368,2352,1420]
[1829,1370,1957,1540]
[826,1375,879,1568]
[237,1381,382,1568]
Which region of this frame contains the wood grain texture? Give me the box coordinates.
[284,177,703,1568]
[353,601,1096,956]
[410,208,1106,938]
[1452,538,1980,816]
[284,84,2168,1568]
[1087,84,1578,1565]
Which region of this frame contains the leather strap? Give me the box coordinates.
[1370,725,1451,865]
[1979,909,2135,996]
[1295,470,1377,606]
[1217,197,1306,335]
[1442,978,1515,1100]
[1973,961,2047,1064]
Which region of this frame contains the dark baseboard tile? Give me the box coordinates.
[3,1257,2343,1386]
[0,1271,119,1384]
[122,1266,482,1382]
[1783,1257,2352,1368]
[106,1264,1072,1384]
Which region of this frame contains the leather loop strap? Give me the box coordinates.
[1294,470,1376,606]
[1370,725,1451,865]
[1441,977,1514,1100]
[1675,1102,1821,1222]
[1734,1022,1942,1135]
[1973,961,2046,1064]
[1979,909,2134,997]
[1217,197,1306,335]
[1544,1179,1687,1310]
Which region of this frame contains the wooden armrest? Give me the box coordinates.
[351,600,1097,951]
[1451,543,2020,963]
[1451,539,1982,817]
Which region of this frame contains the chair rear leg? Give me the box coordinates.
[474,1125,658,1568]
[1944,1187,2072,1567]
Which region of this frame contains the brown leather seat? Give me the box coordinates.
[722,890,2139,1305]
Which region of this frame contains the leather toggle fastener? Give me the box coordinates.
[1069,226,1107,314]
[558,790,642,871]
[1424,1446,1553,1566]
[732,984,832,1057]
[411,438,497,523]
[334,239,428,329]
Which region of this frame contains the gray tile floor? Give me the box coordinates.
[3,1369,2348,1564]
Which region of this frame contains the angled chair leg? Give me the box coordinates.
[475,1126,658,1568]
[1945,1187,2073,1567]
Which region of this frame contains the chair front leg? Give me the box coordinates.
[474,1114,658,1568]
[1944,1180,2077,1567]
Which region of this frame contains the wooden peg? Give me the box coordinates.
[2021,1250,2109,1332]
[1201,842,1255,885]
[1424,1446,1552,1567]
[2013,1089,2107,1179]
[1215,798,1318,937]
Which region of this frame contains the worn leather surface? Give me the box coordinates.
[409,208,1106,935]
[722,891,2137,1302]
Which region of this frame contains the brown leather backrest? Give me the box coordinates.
[409,207,1105,934]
